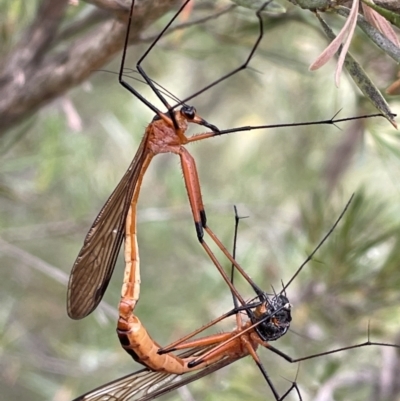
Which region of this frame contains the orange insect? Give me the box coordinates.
[66,0,382,320]
[76,203,296,400]
[72,200,400,401]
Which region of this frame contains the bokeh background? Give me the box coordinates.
[1,1,400,400]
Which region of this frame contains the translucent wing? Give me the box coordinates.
[73,347,238,401]
[67,139,148,319]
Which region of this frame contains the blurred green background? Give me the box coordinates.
[1,1,400,400]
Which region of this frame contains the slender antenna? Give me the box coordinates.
[102,68,183,104]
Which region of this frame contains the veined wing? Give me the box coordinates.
[73,347,238,401]
[67,138,148,319]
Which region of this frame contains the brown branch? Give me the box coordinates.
[0,0,180,135]
[85,0,131,13]
[2,0,69,76]
[57,8,110,43]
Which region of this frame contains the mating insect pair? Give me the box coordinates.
[71,198,399,401]
[67,0,398,400]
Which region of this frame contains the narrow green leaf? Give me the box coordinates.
[316,13,397,127]
[337,6,400,63]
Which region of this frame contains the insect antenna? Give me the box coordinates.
[98,68,183,104]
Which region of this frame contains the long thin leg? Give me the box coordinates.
[264,337,400,364]
[158,301,260,355]
[120,0,190,129]
[242,336,282,401]
[188,113,385,141]
[120,1,385,137]
[120,1,275,126]
[118,0,164,116]
[176,1,272,107]
[158,207,261,356]
[136,1,192,115]
[178,147,264,300]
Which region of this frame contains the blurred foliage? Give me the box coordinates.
[1,1,400,401]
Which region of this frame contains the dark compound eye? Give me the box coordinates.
[181,105,196,120]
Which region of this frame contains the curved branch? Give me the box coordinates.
[0,0,180,135]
